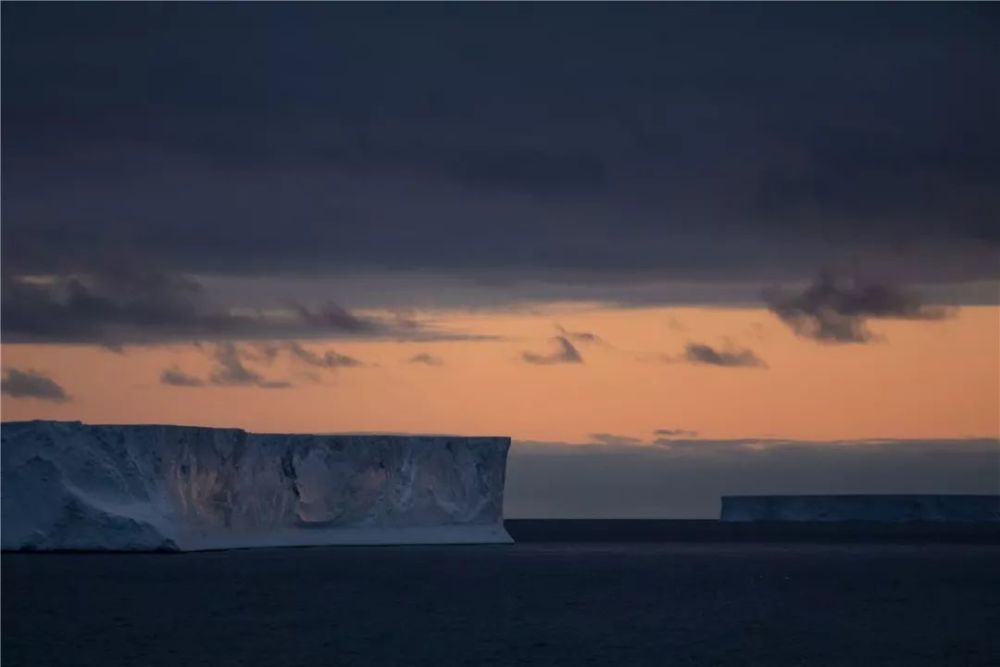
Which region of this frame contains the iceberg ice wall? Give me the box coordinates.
[1,421,512,551]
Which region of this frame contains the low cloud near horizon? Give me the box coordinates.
[504,437,1000,519]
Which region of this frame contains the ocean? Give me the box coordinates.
[3,529,999,666]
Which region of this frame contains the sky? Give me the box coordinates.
[2,3,998,516]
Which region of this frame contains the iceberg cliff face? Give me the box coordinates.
[1,421,512,551]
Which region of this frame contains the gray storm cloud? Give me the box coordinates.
[3,4,996,298]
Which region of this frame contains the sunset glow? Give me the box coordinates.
[5,304,996,442]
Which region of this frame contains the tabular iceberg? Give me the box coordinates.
[1,421,512,551]
[721,495,1000,523]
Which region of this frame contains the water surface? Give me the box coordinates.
[4,543,999,666]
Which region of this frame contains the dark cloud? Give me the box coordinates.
[239,342,284,364]
[284,342,364,368]
[505,437,1000,518]
[160,366,205,387]
[288,302,378,335]
[765,272,949,343]
[2,4,997,293]
[683,343,766,368]
[1,368,70,402]
[589,433,643,446]
[654,428,699,438]
[408,353,444,367]
[161,341,363,389]
[1,269,218,346]
[242,341,364,368]
[208,343,291,389]
[0,268,487,346]
[448,148,607,196]
[522,336,584,365]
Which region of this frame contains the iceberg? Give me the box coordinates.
[721,494,1000,523]
[1,421,512,551]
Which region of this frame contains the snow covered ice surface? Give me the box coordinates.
[1,421,512,551]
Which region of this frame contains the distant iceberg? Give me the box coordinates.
[1,421,512,551]
[721,495,1000,523]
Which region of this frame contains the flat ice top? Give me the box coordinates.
[3,420,508,440]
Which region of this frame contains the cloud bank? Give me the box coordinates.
[505,437,1000,518]
[4,4,997,303]
[1,268,490,346]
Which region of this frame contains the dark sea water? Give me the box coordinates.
[4,541,1000,666]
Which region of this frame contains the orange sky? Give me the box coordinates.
[2,305,998,443]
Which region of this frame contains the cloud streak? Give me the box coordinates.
[588,433,643,446]
[284,342,364,368]
[522,336,584,365]
[654,428,699,438]
[1,368,70,402]
[160,366,205,387]
[555,324,603,344]
[1,267,489,346]
[683,343,766,368]
[408,352,444,367]
[160,340,366,389]
[208,343,291,389]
